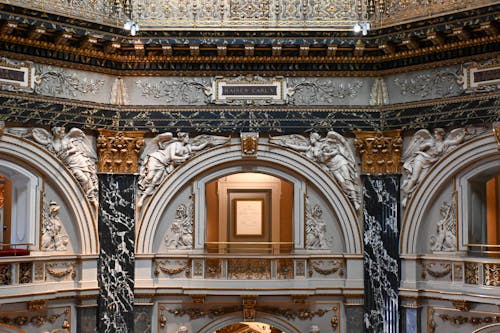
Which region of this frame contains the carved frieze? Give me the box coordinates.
[288,78,363,105]
[228,258,270,279]
[0,306,70,331]
[354,130,402,174]
[34,66,104,97]
[136,78,211,104]
[96,129,145,174]
[394,70,461,98]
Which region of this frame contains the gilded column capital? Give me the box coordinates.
[354,130,403,174]
[97,129,145,174]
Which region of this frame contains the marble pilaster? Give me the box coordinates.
[97,173,137,333]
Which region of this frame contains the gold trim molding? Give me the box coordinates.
[354,130,403,174]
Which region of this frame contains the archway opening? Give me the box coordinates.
[205,172,293,254]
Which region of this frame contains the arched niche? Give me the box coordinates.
[137,140,361,254]
[0,133,98,254]
[401,132,498,254]
[196,311,302,333]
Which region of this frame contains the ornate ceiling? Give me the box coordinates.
[0,1,498,75]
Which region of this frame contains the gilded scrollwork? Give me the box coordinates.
[484,263,500,286]
[0,264,11,285]
[277,259,294,280]
[205,259,222,279]
[19,263,32,284]
[96,129,145,174]
[465,262,480,285]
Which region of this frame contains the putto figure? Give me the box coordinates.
[137,132,229,207]
[31,127,99,209]
[401,128,465,207]
[270,131,361,210]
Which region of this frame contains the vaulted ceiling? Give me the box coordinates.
[0,1,498,75]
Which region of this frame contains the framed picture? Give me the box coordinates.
[233,198,264,236]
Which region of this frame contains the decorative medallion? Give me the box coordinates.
[96,129,145,174]
[354,130,403,174]
[241,132,259,158]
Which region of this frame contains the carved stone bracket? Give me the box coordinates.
[354,130,403,174]
[242,295,257,321]
[97,129,145,173]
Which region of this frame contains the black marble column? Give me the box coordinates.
[362,174,400,333]
[97,173,136,333]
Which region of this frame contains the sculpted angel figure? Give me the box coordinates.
[270,131,361,210]
[401,128,466,207]
[31,127,99,208]
[137,132,229,207]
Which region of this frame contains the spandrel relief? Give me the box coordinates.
[305,197,332,249]
[270,131,361,210]
[137,132,229,207]
[430,200,457,252]
[164,200,194,250]
[41,199,69,252]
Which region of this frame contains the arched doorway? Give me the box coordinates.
[197,312,302,333]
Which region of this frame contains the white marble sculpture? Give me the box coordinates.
[137,132,229,207]
[165,202,193,249]
[30,127,99,208]
[41,200,69,251]
[430,201,457,252]
[401,128,465,207]
[270,131,361,210]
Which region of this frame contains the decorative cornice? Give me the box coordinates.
[96,129,145,174]
[354,130,403,174]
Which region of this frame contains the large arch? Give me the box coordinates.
[401,132,499,254]
[137,140,362,254]
[196,311,302,333]
[0,133,98,254]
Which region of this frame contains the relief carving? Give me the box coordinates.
[309,260,344,276]
[46,262,76,279]
[288,78,363,105]
[164,200,194,250]
[430,201,457,252]
[394,70,461,98]
[136,78,211,104]
[228,259,270,279]
[465,262,480,285]
[354,130,402,174]
[401,128,466,207]
[270,131,361,210]
[154,259,190,277]
[305,198,332,249]
[484,263,500,286]
[41,200,69,252]
[0,264,11,285]
[14,126,99,208]
[137,132,229,207]
[421,262,452,280]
